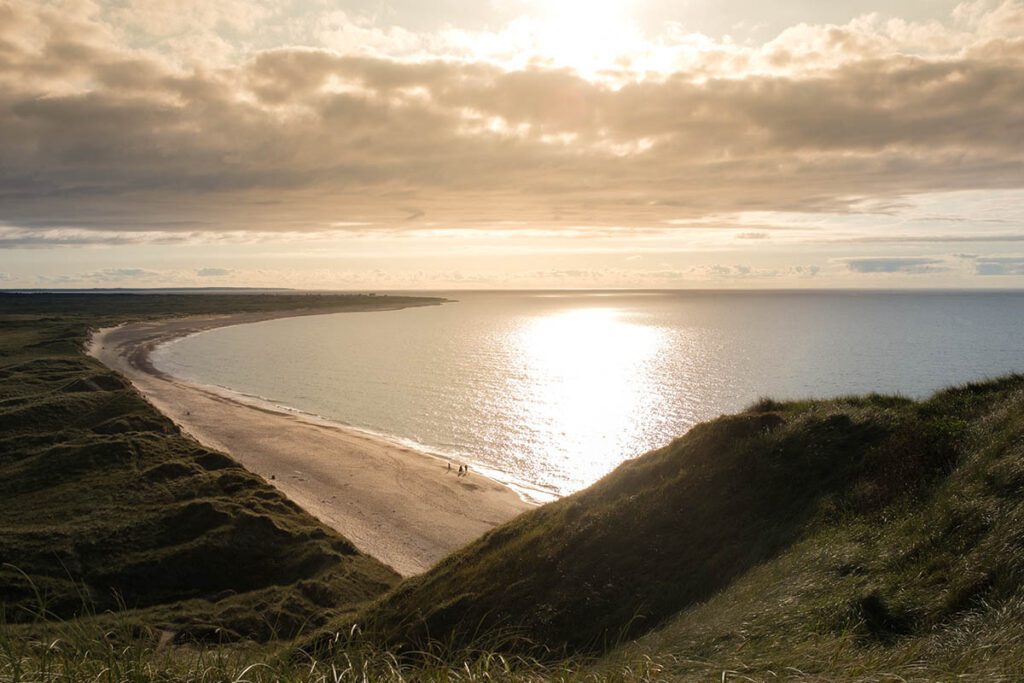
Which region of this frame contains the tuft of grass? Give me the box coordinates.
[0,602,667,682]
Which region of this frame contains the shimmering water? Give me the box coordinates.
[153,290,1024,499]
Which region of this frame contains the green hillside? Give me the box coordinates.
[0,293,439,641]
[316,374,1024,678]
[6,292,1024,680]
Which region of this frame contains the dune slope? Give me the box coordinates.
[0,293,439,641]
[334,374,1024,677]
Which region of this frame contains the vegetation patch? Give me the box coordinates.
[313,373,1024,681]
[0,293,439,641]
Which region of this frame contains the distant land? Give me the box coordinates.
[3,291,1024,681]
[1,287,297,294]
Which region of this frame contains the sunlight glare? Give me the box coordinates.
[532,0,643,74]
[512,307,665,489]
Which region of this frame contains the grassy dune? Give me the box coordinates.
[0,293,439,641]
[320,375,1024,678]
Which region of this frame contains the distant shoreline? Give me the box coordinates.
[89,304,533,576]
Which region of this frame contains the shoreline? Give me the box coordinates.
[149,358,557,505]
[89,306,534,576]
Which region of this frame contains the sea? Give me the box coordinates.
[152,290,1024,501]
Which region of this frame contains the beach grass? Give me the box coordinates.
[0,293,440,640]
[317,374,1024,679]
[0,595,667,683]
[6,292,1024,680]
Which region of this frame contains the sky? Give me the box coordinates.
[1,0,1023,289]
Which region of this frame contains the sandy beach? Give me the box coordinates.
[89,307,533,576]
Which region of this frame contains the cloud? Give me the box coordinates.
[9,260,833,289]
[829,233,1024,244]
[0,2,1023,242]
[0,224,396,248]
[843,257,948,273]
[686,264,820,279]
[792,265,821,277]
[736,232,770,240]
[196,267,233,277]
[0,225,204,248]
[973,256,1024,275]
[36,268,162,285]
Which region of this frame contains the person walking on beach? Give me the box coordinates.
[447,462,452,473]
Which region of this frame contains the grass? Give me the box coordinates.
[6,291,1024,680]
[613,377,1024,680]
[0,292,442,641]
[0,595,667,682]
[310,375,1024,681]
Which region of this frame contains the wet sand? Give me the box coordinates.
[88,308,533,576]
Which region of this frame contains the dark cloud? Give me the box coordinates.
[844,257,948,273]
[196,267,233,277]
[0,2,1023,241]
[0,226,199,248]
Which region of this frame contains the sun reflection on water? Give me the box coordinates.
[509,307,665,491]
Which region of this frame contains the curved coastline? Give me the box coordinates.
[150,331,557,504]
[88,306,534,577]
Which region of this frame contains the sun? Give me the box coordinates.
[531,0,642,74]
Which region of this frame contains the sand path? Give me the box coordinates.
[88,307,533,576]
